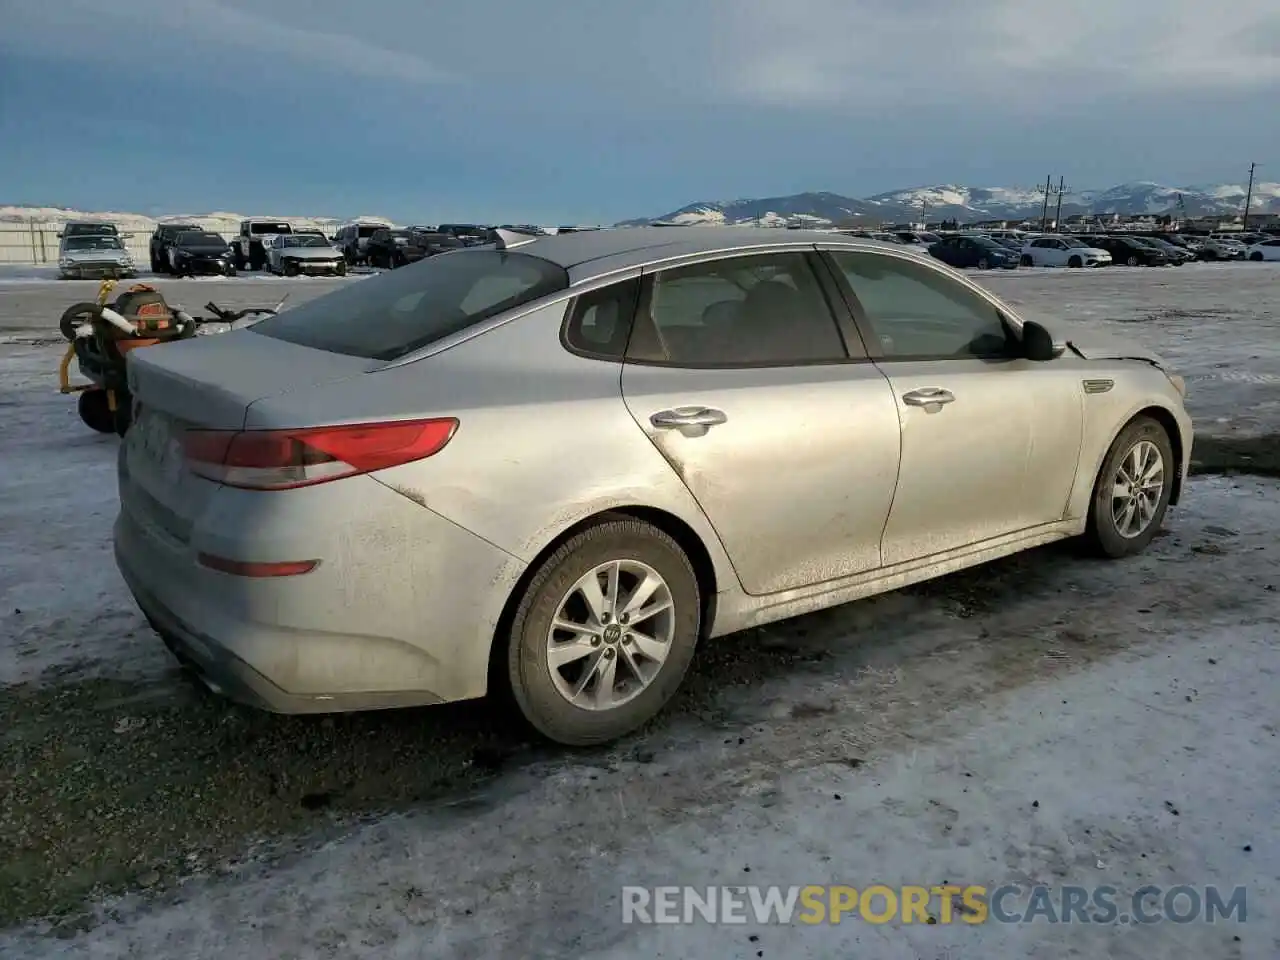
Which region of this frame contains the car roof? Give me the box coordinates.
[501,226,922,283]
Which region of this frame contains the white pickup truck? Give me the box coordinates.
[231,219,294,271]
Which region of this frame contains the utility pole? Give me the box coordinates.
[1053,176,1067,232]
[1039,174,1052,232]
[1242,162,1257,230]
[920,198,929,229]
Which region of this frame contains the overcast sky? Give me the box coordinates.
[2,0,1278,222]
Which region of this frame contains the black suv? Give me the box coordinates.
[367,228,465,268]
[150,222,200,273]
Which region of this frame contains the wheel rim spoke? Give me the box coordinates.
[548,635,596,668]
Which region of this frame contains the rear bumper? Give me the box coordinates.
[113,471,525,713]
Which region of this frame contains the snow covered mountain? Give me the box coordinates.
[633,180,1280,227]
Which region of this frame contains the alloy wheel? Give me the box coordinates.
[1111,439,1165,538]
[546,559,674,710]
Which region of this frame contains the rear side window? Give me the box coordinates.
[251,250,569,361]
[563,278,640,360]
[627,252,847,367]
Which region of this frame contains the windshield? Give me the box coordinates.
[1062,238,1089,249]
[65,236,123,251]
[64,223,118,237]
[286,235,332,248]
[250,222,292,235]
[358,225,386,238]
[251,250,569,361]
[178,231,225,246]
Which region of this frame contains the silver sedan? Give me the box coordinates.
[114,227,1193,745]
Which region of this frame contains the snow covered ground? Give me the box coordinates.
[0,265,1277,959]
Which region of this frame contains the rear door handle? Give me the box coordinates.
[901,387,955,408]
[650,406,728,429]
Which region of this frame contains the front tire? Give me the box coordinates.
[1084,416,1175,558]
[977,257,990,270]
[1068,255,1083,268]
[1020,254,1033,267]
[1251,252,1264,261]
[506,519,701,746]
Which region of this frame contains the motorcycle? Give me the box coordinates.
[58,278,287,435]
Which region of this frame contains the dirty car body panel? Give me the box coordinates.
[114,227,1193,716]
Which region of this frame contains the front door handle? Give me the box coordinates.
[650,406,728,429]
[901,387,955,409]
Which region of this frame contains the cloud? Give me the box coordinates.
[708,0,1280,109]
[2,0,453,86]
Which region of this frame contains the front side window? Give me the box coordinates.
[828,251,1012,361]
[627,252,847,366]
[251,249,569,360]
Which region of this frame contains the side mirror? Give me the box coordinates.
[1021,319,1065,362]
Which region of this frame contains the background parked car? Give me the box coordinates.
[335,220,395,265]
[149,222,200,273]
[1020,236,1111,268]
[928,234,1018,269]
[265,233,348,276]
[436,223,494,246]
[1246,237,1280,261]
[366,228,424,269]
[1083,235,1170,267]
[57,234,136,279]
[168,230,236,276]
[1199,235,1248,260]
[1136,236,1195,263]
[232,220,294,271]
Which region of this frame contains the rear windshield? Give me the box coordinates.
[358,225,385,238]
[250,249,569,361]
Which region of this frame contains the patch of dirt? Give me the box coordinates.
[1189,433,1280,478]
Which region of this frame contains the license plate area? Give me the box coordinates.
[132,405,186,486]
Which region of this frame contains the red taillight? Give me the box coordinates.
[183,418,458,490]
[198,554,319,577]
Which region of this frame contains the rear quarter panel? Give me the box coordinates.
[243,300,740,595]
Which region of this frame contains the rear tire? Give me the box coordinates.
[77,389,115,434]
[1084,416,1175,559]
[506,519,701,746]
[1020,254,1033,267]
[233,249,246,271]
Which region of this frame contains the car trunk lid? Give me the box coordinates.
[120,332,377,546]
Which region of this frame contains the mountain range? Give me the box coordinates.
[625,180,1280,228]
[5,179,1279,235]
